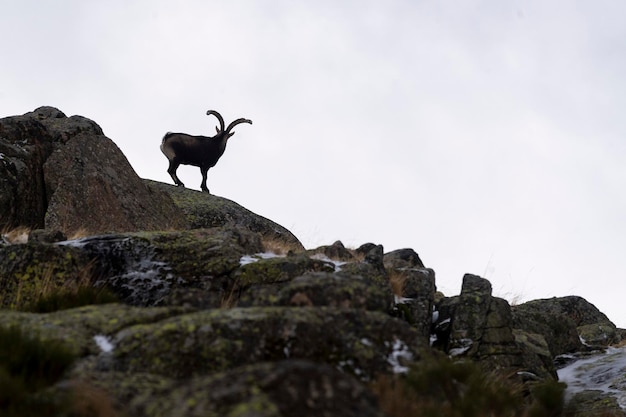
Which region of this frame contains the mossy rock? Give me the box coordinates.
[125,360,385,417]
[145,179,304,252]
[578,322,620,346]
[0,304,192,356]
[512,329,557,380]
[108,306,426,380]
[235,254,335,287]
[75,227,264,306]
[242,272,393,312]
[0,241,93,309]
[564,390,626,417]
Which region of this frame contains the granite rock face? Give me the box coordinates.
[0,106,185,234]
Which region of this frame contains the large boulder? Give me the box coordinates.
[432,275,562,380]
[389,267,436,344]
[0,106,186,234]
[511,296,618,355]
[127,360,385,417]
[145,179,304,252]
[106,306,425,381]
[243,272,393,313]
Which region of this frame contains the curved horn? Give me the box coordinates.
[225,118,253,135]
[206,110,225,132]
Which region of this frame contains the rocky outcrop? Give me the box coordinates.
[512,296,619,354]
[433,274,526,375]
[0,106,185,234]
[146,179,304,252]
[2,106,624,416]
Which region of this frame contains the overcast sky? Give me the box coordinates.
[2,1,625,327]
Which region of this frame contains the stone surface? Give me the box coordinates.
[106,306,425,380]
[383,248,425,269]
[0,106,186,234]
[243,272,392,313]
[390,267,436,344]
[513,299,586,356]
[145,179,304,252]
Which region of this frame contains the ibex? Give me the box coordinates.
[160,110,252,193]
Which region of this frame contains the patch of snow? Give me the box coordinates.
[239,252,282,266]
[394,295,413,304]
[558,346,626,409]
[430,334,438,346]
[0,152,4,160]
[387,338,413,374]
[94,335,114,353]
[432,310,439,323]
[309,253,347,271]
[449,338,473,357]
[360,338,373,347]
[439,318,451,326]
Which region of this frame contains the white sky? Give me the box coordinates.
[2,1,625,327]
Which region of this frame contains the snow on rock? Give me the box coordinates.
[309,253,347,271]
[449,338,473,357]
[386,338,413,374]
[239,252,283,266]
[94,335,114,353]
[558,346,626,409]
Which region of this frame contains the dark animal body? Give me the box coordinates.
[161,110,252,193]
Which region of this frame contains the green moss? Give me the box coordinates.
[227,394,280,417]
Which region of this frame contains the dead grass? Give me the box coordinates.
[371,355,566,417]
[260,236,301,256]
[388,270,407,299]
[12,262,117,312]
[68,227,90,240]
[220,284,240,309]
[1,226,31,244]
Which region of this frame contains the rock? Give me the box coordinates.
[578,323,621,347]
[435,274,524,374]
[447,274,494,357]
[389,267,436,344]
[339,244,389,288]
[564,390,626,417]
[133,360,385,417]
[513,299,586,356]
[245,272,392,312]
[0,241,93,309]
[383,248,425,269]
[145,179,304,252]
[79,360,385,417]
[307,240,355,262]
[0,304,191,356]
[77,227,264,307]
[0,108,56,230]
[27,229,67,243]
[513,329,557,380]
[107,306,426,381]
[0,107,186,234]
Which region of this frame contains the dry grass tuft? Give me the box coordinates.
[68,227,91,240]
[261,237,300,256]
[371,354,566,417]
[12,262,117,313]
[388,270,407,298]
[1,226,31,244]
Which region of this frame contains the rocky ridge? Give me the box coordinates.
[1,107,624,417]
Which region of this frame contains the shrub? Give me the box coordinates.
[0,326,119,417]
[26,285,119,313]
[0,326,76,416]
[372,353,566,417]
